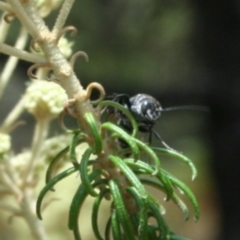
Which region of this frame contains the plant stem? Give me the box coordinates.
[23,119,50,185]
[6,0,40,38]
[20,188,49,240]
[0,166,22,198]
[52,0,76,37]
[0,2,13,12]
[0,26,29,100]
[0,96,26,133]
[0,14,11,43]
[0,42,46,63]
[0,202,21,215]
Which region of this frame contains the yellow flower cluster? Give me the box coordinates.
[25,81,68,120]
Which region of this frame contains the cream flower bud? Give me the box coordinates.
[25,81,68,120]
[11,151,30,172]
[0,133,11,158]
[58,37,74,59]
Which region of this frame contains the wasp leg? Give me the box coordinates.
[152,130,179,152]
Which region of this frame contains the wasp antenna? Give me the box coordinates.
[162,105,210,113]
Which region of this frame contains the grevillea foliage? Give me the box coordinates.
[36,100,200,240]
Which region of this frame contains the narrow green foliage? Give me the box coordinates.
[124,159,173,201]
[105,216,112,240]
[169,233,191,240]
[92,189,110,240]
[148,225,159,239]
[162,170,200,221]
[73,225,82,240]
[45,145,69,187]
[69,131,84,164]
[151,147,198,180]
[79,147,99,197]
[126,187,148,240]
[109,155,148,200]
[134,138,161,174]
[109,180,137,240]
[68,170,102,230]
[36,99,200,240]
[84,113,102,154]
[140,178,190,220]
[45,131,83,188]
[111,210,122,240]
[98,100,138,137]
[148,202,170,239]
[101,122,139,159]
[37,167,76,220]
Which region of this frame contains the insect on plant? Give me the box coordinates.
[101,93,209,150]
[0,0,206,239]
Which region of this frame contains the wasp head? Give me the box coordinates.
[130,94,162,124]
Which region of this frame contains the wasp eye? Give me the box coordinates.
[141,100,161,122]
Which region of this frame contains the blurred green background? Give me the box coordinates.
[71,1,216,237]
[1,0,240,239]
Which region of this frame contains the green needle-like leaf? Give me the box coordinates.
[163,170,200,221]
[92,189,110,240]
[109,179,136,240]
[101,122,139,159]
[156,170,174,201]
[111,209,122,240]
[99,100,138,137]
[105,216,112,240]
[124,159,173,200]
[126,187,148,240]
[109,155,148,200]
[124,158,155,175]
[69,131,84,165]
[45,145,69,186]
[169,232,190,240]
[73,225,82,240]
[84,113,102,154]
[149,202,170,240]
[140,178,190,220]
[68,170,102,230]
[151,147,197,180]
[36,167,76,220]
[79,147,99,197]
[147,225,158,239]
[134,138,161,174]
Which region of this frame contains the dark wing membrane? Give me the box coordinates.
[100,93,131,122]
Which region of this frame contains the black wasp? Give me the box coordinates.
[102,93,208,150]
